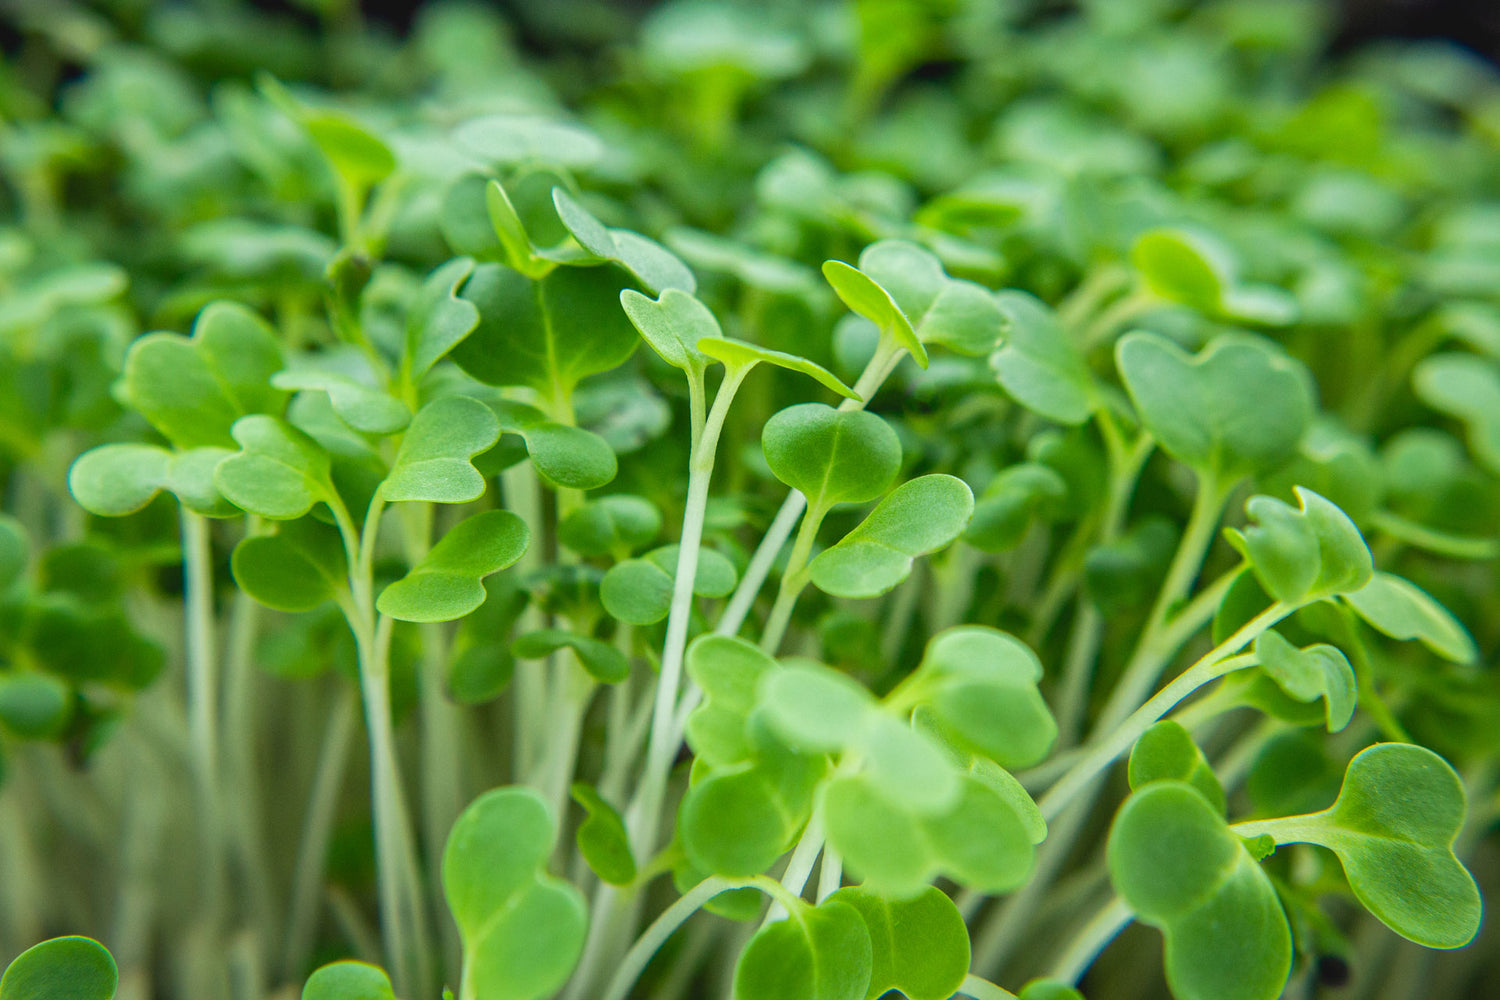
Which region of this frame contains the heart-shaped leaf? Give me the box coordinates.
[699,339,858,399]
[1342,571,1477,663]
[915,626,1056,770]
[231,519,347,613]
[122,301,286,450]
[1129,720,1226,814]
[679,745,825,877]
[990,291,1093,425]
[552,188,695,295]
[488,400,617,491]
[511,628,628,684]
[1225,487,1372,603]
[272,368,411,435]
[1245,743,1480,949]
[1109,782,1292,1000]
[733,898,872,1000]
[380,396,500,504]
[809,476,974,599]
[68,444,174,517]
[570,783,636,886]
[403,257,481,384]
[822,260,929,368]
[599,545,737,625]
[557,495,661,557]
[1117,332,1314,485]
[825,886,970,1000]
[620,288,717,375]
[685,635,781,768]
[442,786,587,1000]
[1251,631,1356,733]
[1412,353,1500,474]
[0,936,118,1000]
[758,660,875,754]
[301,961,397,1000]
[853,240,1005,356]
[377,510,529,622]
[454,263,638,399]
[762,404,902,516]
[214,416,337,520]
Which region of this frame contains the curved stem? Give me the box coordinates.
[1049,896,1132,985]
[600,876,764,1000]
[957,974,1021,1000]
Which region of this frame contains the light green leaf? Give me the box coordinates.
[1129,720,1226,814]
[1251,631,1357,733]
[1343,571,1478,663]
[452,114,604,170]
[557,495,661,557]
[0,672,74,740]
[511,629,628,684]
[916,626,1057,770]
[757,660,874,754]
[404,257,481,383]
[301,961,397,1000]
[762,404,901,516]
[733,898,872,1000]
[857,240,1005,356]
[698,338,858,399]
[822,260,929,368]
[552,188,695,295]
[0,936,118,1000]
[377,511,529,622]
[1225,487,1372,603]
[214,416,337,520]
[442,787,587,1000]
[990,291,1093,425]
[1117,332,1314,484]
[272,368,411,435]
[259,74,394,193]
[0,515,26,591]
[231,520,346,613]
[69,444,172,517]
[685,635,781,768]
[380,396,500,504]
[809,476,975,599]
[620,288,716,375]
[1109,782,1292,1000]
[570,783,636,886]
[1412,353,1500,473]
[489,400,618,491]
[680,748,825,877]
[600,545,737,625]
[826,886,970,1000]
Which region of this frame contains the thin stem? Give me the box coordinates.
[767,819,824,921]
[600,876,764,1000]
[957,974,1021,1000]
[718,490,807,639]
[1049,896,1133,985]
[759,502,824,655]
[816,846,843,903]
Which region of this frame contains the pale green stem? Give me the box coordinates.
[759,503,824,655]
[767,817,824,922]
[1080,289,1158,349]
[957,974,1021,1000]
[1049,896,1133,985]
[599,876,764,1000]
[222,583,275,946]
[283,685,358,981]
[817,846,843,903]
[501,459,547,777]
[878,570,923,666]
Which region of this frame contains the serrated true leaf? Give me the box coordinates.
[1342,571,1477,663]
[0,936,117,1000]
[809,476,974,599]
[762,404,901,516]
[380,396,500,503]
[442,786,587,1000]
[377,510,529,622]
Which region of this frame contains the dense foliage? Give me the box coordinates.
[2,1,1499,999]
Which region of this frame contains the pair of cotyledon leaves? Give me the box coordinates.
[1110,738,1480,1000]
[680,629,1050,898]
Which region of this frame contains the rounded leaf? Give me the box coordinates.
[809,476,975,599]
[378,511,529,623]
[0,936,118,1000]
[301,961,396,1000]
[763,404,901,514]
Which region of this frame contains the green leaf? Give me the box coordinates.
[551,188,695,295]
[404,258,481,384]
[1128,720,1226,814]
[1342,571,1478,663]
[823,774,936,898]
[452,115,604,170]
[1130,228,1296,326]
[570,783,636,886]
[762,405,902,516]
[272,368,411,436]
[1116,332,1314,484]
[599,545,737,625]
[680,747,825,877]
[916,626,1056,770]
[1260,743,1480,949]
[733,898,872,1000]
[0,936,118,1000]
[231,520,346,613]
[301,961,397,1000]
[822,260,929,369]
[122,302,286,450]
[1108,782,1292,1000]
[989,291,1093,425]
[619,288,716,375]
[454,263,638,399]
[377,511,529,622]
[259,74,394,193]
[855,240,1005,356]
[685,635,780,767]
[1245,731,1343,819]
[489,400,618,491]
[68,444,172,517]
[511,629,628,684]
[0,672,74,739]
[1225,487,1372,603]
[380,396,500,504]
[1412,353,1500,473]
[826,886,970,1000]
[0,515,25,592]
[557,495,661,557]
[699,338,859,399]
[442,786,587,1000]
[809,476,975,599]
[861,713,961,814]
[757,660,875,754]
[214,416,337,520]
[1251,631,1357,733]
[1019,979,1084,1000]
